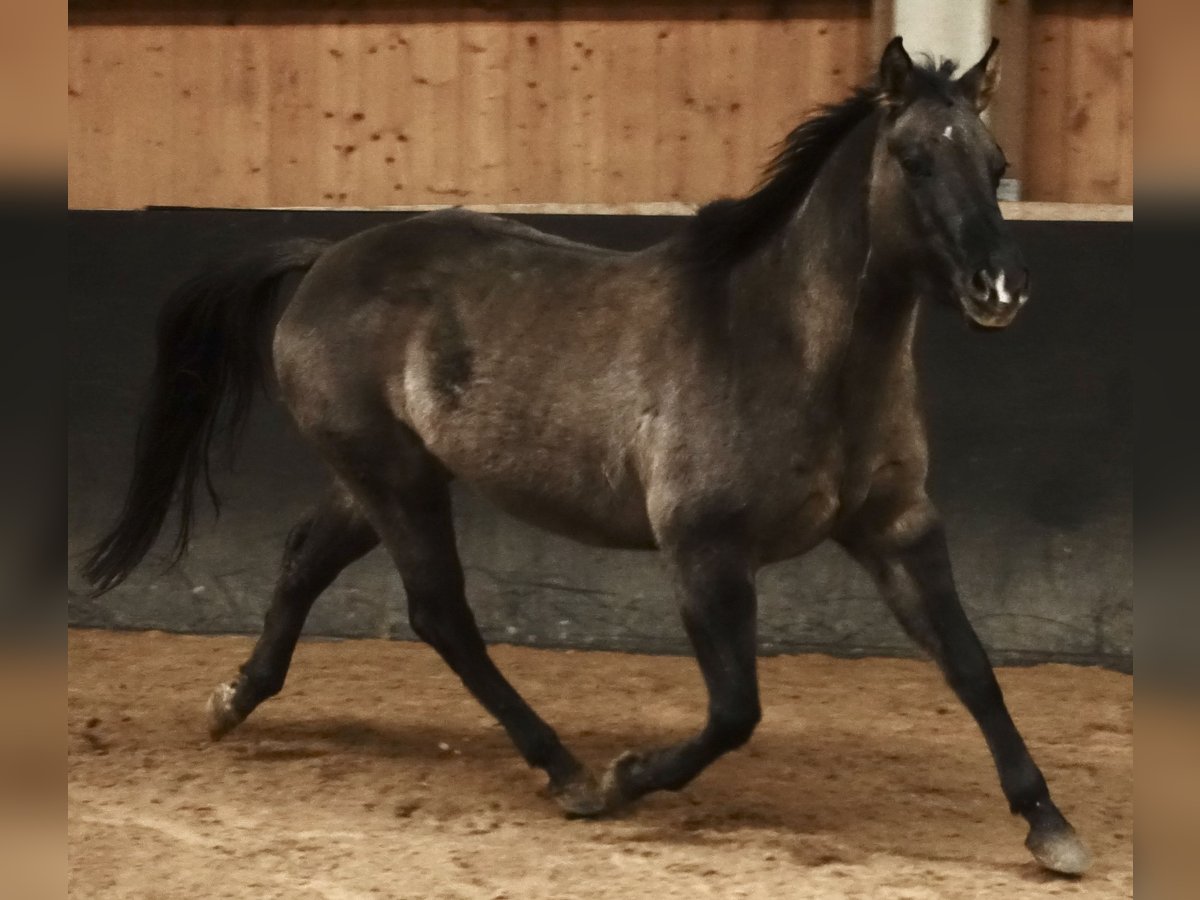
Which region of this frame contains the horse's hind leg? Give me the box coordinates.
[331,449,597,810]
[840,505,1090,875]
[207,487,379,739]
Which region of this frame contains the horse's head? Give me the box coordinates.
[869,37,1026,330]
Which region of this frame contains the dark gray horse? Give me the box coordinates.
[83,38,1089,874]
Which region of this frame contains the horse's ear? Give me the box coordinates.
[958,38,1001,112]
[878,36,913,105]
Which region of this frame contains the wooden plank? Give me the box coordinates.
[655,11,694,202]
[871,0,896,57]
[613,18,660,201]
[722,15,761,198]
[683,15,732,201]
[167,26,213,205]
[67,28,93,206]
[826,8,868,96]
[222,24,271,206]
[78,28,126,208]
[853,1,877,81]
[414,6,464,203]
[68,29,105,207]
[1115,11,1133,203]
[751,14,808,193]
[527,5,564,202]
[460,7,511,202]
[309,19,350,205]
[344,23,390,206]
[117,26,157,207]
[559,7,609,202]
[327,24,366,207]
[265,22,306,206]
[990,0,1031,191]
[1064,2,1122,202]
[1025,3,1070,201]
[503,4,560,202]
[379,20,417,204]
[126,25,174,206]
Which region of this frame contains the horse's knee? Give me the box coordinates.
[278,507,378,600]
[405,563,469,643]
[408,602,439,646]
[282,517,314,560]
[408,595,458,649]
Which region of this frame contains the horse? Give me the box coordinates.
[81,37,1089,874]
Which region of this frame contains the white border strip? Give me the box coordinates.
[997,202,1132,222]
[249,202,700,216]
[240,200,1131,222]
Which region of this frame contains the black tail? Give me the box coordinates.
[81,238,331,594]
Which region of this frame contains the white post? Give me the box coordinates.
[887,0,1018,197]
[891,0,991,73]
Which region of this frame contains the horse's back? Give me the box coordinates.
[325,207,623,277]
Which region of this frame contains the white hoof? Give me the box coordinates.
[1027,822,1091,875]
[206,682,243,741]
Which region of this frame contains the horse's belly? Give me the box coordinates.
[407,409,655,549]
[477,481,657,551]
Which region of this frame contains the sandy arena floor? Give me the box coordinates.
[68,629,1132,899]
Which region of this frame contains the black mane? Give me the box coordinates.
[684,60,960,272]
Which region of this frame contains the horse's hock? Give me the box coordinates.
[68,209,1131,670]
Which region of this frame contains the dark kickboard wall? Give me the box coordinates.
[67,210,1131,668]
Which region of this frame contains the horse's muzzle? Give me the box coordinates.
[961,266,1029,329]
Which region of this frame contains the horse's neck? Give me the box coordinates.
[764,114,920,389]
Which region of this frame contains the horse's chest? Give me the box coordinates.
[724,427,900,562]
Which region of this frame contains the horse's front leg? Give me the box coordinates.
[592,535,762,808]
[839,496,1091,875]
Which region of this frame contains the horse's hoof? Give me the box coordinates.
[206,682,243,741]
[553,771,609,818]
[1026,820,1091,875]
[555,752,643,818]
[597,750,645,807]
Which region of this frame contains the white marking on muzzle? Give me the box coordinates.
[942,126,954,140]
[995,271,1013,305]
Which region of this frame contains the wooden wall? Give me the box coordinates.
[68,2,875,208]
[67,1,1132,209]
[1024,0,1133,204]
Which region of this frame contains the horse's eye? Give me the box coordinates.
[899,152,933,178]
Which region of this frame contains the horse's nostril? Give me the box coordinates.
[971,269,991,297]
